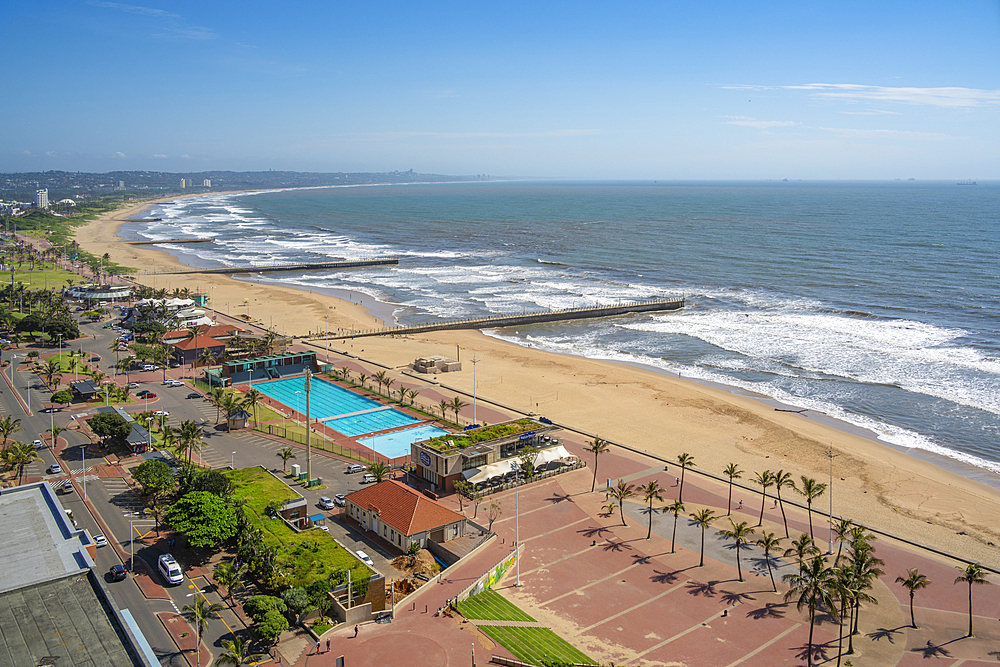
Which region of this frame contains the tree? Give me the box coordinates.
[50,389,73,408]
[213,560,247,604]
[719,519,756,582]
[181,597,224,667]
[771,469,795,538]
[192,469,234,497]
[586,436,610,493]
[243,595,287,621]
[676,452,695,503]
[608,479,635,526]
[438,399,449,420]
[485,500,502,532]
[133,459,175,500]
[367,461,391,482]
[723,462,743,516]
[754,470,774,527]
[2,442,41,485]
[895,568,929,629]
[795,477,827,541]
[276,446,296,473]
[88,412,131,444]
[257,610,289,643]
[216,637,264,666]
[449,396,467,423]
[179,419,205,465]
[453,480,472,512]
[281,586,311,617]
[148,501,169,537]
[690,508,716,567]
[639,480,664,539]
[755,531,782,592]
[0,415,23,447]
[372,370,388,395]
[783,555,839,667]
[832,518,854,564]
[36,356,63,390]
[954,563,990,638]
[516,445,538,479]
[666,500,684,554]
[785,533,820,571]
[165,491,238,548]
[242,387,263,427]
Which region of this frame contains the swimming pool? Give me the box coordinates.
[255,376,423,438]
[361,424,449,459]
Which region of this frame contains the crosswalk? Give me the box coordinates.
[100,477,155,526]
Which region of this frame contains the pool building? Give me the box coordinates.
[411,418,573,493]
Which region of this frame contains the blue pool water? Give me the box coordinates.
[255,377,439,457]
[362,424,449,458]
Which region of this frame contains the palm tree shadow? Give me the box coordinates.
[686,580,718,598]
[912,640,952,658]
[631,553,652,565]
[746,602,787,620]
[790,641,830,664]
[603,540,633,553]
[720,590,755,606]
[579,525,612,539]
[650,569,681,585]
[867,626,907,643]
[545,492,573,504]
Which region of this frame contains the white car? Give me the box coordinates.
[356,550,375,568]
[93,535,108,548]
[153,410,170,417]
[319,496,335,510]
[157,553,184,585]
[168,380,185,387]
[32,439,45,449]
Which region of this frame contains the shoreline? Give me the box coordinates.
[74,192,1000,568]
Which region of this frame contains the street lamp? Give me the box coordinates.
[471,356,479,425]
[325,313,329,362]
[210,286,216,322]
[146,417,153,452]
[124,513,135,570]
[231,451,236,469]
[827,448,840,553]
[511,461,522,587]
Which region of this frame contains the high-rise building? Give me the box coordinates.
[179,178,187,188]
[115,180,125,190]
[203,179,212,187]
[35,189,48,209]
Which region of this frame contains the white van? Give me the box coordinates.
[157,553,184,585]
[361,473,377,484]
[356,550,375,568]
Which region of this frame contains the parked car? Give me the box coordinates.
[109,564,127,581]
[47,464,62,474]
[318,496,335,510]
[167,380,185,387]
[32,439,44,449]
[89,356,100,362]
[186,392,203,399]
[334,494,346,507]
[346,464,366,474]
[170,362,180,368]
[61,481,73,493]
[136,389,152,397]
[157,554,184,585]
[142,364,157,372]
[143,392,157,399]
[361,473,377,484]
[153,410,170,416]
[127,382,140,388]
[356,550,375,568]
[93,535,108,548]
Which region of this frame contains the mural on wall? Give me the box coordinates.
[458,545,523,602]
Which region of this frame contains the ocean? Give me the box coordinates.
[123,181,1000,484]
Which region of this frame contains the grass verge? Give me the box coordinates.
[457,589,536,622]
[479,626,592,665]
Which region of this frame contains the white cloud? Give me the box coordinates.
[88,0,216,39]
[342,129,604,140]
[722,116,799,129]
[88,1,177,19]
[838,109,903,116]
[152,154,168,158]
[787,83,1000,108]
[814,126,960,141]
[180,154,191,159]
[115,151,127,158]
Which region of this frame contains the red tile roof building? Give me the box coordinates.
[345,480,466,552]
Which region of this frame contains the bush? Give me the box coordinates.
[281,586,310,614]
[256,609,288,643]
[243,595,287,622]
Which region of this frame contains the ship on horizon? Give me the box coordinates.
[957,179,977,185]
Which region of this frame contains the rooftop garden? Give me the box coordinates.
[421,418,540,453]
[226,467,370,589]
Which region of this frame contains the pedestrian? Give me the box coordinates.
[675,477,679,486]
[316,640,320,654]
[327,639,331,652]
[737,500,743,510]
[354,625,359,638]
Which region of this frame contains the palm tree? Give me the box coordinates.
[639,480,664,539]
[181,597,224,667]
[382,376,395,399]
[676,452,695,503]
[437,399,449,420]
[690,508,716,567]
[449,396,468,423]
[723,462,743,516]
[783,555,839,667]
[666,500,684,553]
[832,518,854,563]
[754,470,774,527]
[955,563,990,638]
[719,519,756,582]
[213,560,247,604]
[37,356,63,390]
[895,568,930,629]
[216,636,264,666]
[843,536,883,641]
[755,531,782,592]
[405,388,420,406]
[0,415,23,447]
[242,387,263,427]
[209,387,226,423]
[367,461,391,482]
[148,501,169,537]
[795,477,827,541]
[357,372,368,390]
[771,469,795,538]
[372,370,389,395]
[179,420,205,466]
[198,347,216,368]
[586,436,610,493]
[276,446,296,473]
[608,479,635,526]
[5,442,41,485]
[785,532,820,571]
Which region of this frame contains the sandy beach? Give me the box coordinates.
[76,195,1000,568]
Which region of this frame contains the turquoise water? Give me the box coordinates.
[363,424,449,458]
[256,377,420,434]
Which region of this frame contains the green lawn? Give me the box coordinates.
[479,626,592,665]
[225,467,369,588]
[457,590,536,622]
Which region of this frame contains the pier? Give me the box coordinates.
[162,257,399,275]
[313,297,684,339]
[125,237,214,245]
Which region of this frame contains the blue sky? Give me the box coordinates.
[5,1,999,178]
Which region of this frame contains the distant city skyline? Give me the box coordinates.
[5,1,999,179]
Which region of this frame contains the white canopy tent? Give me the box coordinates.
[461,445,573,485]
